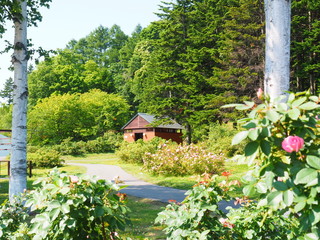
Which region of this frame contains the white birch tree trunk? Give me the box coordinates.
[9,0,28,198]
[264,0,291,102]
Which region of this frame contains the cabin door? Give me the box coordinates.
[134,133,143,141]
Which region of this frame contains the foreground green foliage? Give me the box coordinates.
[0,169,130,239]
[225,92,320,239]
[156,175,297,240]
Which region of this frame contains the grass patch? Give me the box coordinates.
[120,195,167,239]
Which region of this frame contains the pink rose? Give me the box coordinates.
[257,88,263,99]
[282,136,304,153]
[69,175,79,183]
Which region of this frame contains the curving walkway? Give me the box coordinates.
[69,163,239,212]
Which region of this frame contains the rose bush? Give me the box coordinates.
[224,91,320,239]
[0,169,131,239]
[143,143,225,176]
[156,173,296,239]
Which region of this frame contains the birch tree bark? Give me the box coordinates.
[264,0,291,101]
[9,0,28,198]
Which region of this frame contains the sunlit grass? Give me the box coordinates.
[120,195,167,239]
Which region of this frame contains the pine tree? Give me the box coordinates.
[217,0,265,98]
[291,0,320,94]
[132,0,228,143]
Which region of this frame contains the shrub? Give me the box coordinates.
[53,131,123,156]
[202,123,246,157]
[25,169,131,239]
[84,131,123,153]
[53,137,86,156]
[156,174,297,240]
[0,199,29,239]
[116,137,167,164]
[224,91,320,238]
[143,144,225,176]
[27,148,64,168]
[0,169,131,239]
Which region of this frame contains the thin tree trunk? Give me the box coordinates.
[9,0,28,199]
[185,122,192,145]
[264,0,291,101]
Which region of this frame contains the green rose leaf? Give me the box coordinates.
[294,199,306,213]
[303,233,319,240]
[273,181,288,191]
[267,191,283,208]
[232,131,248,145]
[242,122,256,130]
[260,140,271,156]
[248,128,259,141]
[294,168,318,185]
[266,109,280,123]
[245,141,259,156]
[292,97,307,107]
[288,108,300,120]
[283,189,294,207]
[306,155,320,170]
[256,181,268,193]
[243,184,256,197]
[94,206,105,217]
[299,102,319,110]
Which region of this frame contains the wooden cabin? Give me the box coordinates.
[122,113,183,144]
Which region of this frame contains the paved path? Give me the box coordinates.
[69,163,238,212]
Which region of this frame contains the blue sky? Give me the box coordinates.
[0,0,166,87]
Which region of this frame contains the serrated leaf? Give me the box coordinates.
[256,181,268,193]
[299,102,320,110]
[244,141,259,156]
[50,208,60,220]
[267,191,283,208]
[60,187,70,195]
[309,96,319,102]
[283,190,294,207]
[306,155,320,170]
[260,140,271,156]
[94,206,105,217]
[294,168,318,185]
[243,184,256,197]
[232,131,248,145]
[288,93,295,103]
[266,109,280,122]
[292,97,307,107]
[288,108,300,120]
[61,203,70,214]
[244,101,255,108]
[304,233,319,240]
[242,122,256,130]
[273,181,288,191]
[294,200,306,213]
[248,128,259,140]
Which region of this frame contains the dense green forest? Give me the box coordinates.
[0,0,319,144]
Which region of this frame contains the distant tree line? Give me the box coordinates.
[0,0,319,144]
